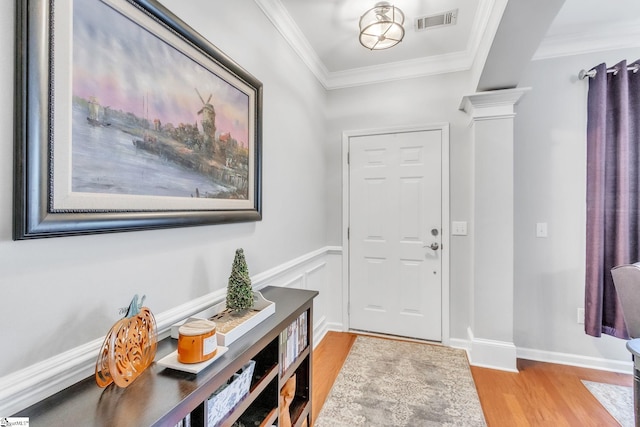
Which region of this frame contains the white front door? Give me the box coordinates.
[349,129,443,341]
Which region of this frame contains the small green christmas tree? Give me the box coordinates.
[226,248,254,312]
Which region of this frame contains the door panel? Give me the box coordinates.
[349,130,442,341]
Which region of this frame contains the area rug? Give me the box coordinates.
[582,380,633,427]
[314,336,486,426]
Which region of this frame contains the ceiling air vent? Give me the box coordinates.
[415,9,458,31]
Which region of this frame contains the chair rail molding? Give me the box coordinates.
[0,246,342,416]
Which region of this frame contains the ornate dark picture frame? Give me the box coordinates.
[14,0,263,239]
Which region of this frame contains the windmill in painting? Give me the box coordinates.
[196,89,216,157]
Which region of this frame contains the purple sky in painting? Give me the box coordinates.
[73,1,249,146]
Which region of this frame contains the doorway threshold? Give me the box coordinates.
[348,329,443,346]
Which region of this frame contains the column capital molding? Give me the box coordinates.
[459,87,531,120]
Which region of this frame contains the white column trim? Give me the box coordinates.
[466,328,518,372]
[459,87,531,119]
[460,88,529,373]
[449,330,633,374]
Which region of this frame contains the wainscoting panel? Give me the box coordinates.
[0,246,344,416]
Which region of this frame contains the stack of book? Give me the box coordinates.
[280,311,308,373]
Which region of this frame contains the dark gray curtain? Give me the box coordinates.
[585,60,640,338]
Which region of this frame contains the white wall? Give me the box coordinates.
[0,0,328,378]
[324,45,640,368]
[514,47,640,364]
[325,71,477,340]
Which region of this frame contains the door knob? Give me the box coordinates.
[425,242,439,251]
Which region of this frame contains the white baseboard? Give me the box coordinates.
[313,320,345,349]
[313,315,329,348]
[318,328,631,375]
[449,337,471,353]
[466,328,518,372]
[325,321,345,332]
[0,246,340,416]
[452,327,633,374]
[517,346,633,374]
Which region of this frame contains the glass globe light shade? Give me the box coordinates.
[359,3,405,50]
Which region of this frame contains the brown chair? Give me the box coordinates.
[611,263,640,338]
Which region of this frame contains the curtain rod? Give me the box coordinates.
[579,63,640,80]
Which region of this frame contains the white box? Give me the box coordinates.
[170,291,275,346]
[213,291,275,346]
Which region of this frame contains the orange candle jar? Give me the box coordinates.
[177,319,218,364]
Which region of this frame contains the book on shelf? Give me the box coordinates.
[280,311,308,373]
[174,413,191,427]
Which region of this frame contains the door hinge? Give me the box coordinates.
[347,152,350,165]
[347,227,350,239]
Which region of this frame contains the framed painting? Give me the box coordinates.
[14,0,262,239]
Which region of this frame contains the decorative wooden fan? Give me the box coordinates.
[95,295,157,388]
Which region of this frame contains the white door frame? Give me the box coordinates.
[341,122,450,345]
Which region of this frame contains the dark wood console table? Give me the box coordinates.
[15,286,318,427]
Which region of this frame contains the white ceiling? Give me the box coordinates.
[279,0,482,73]
[256,0,640,90]
[535,0,640,60]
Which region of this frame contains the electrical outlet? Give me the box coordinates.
[536,222,548,238]
[577,308,585,324]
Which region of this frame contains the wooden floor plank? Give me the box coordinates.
[312,332,633,426]
[311,331,356,422]
[471,358,632,426]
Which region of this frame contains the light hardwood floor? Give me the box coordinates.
[311,331,633,426]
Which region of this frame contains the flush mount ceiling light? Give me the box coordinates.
[359,2,405,50]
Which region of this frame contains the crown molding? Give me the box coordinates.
[534,22,640,60]
[254,0,496,90]
[253,0,330,86]
[466,0,498,69]
[325,51,473,89]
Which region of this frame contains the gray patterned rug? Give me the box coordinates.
[582,380,633,427]
[315,336,486,426]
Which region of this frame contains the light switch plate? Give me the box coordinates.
[452,221,467,236]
